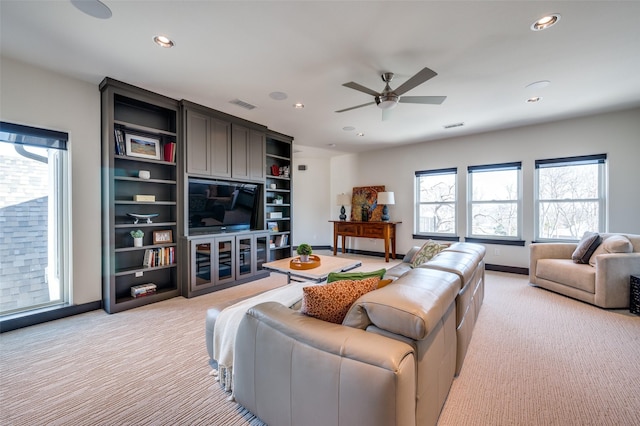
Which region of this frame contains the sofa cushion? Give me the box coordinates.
[301,276,379,324]
[377,278,395,289]
[572,232,602,264]
[536,259,596,293]
[327,268,386,283]
[410,240,446,268]
[403,246,421,263]
[589,235,634,266]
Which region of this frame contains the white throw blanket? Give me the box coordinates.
[212,281,319,392]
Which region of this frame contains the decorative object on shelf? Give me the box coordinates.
[274,195,284,205]
[271,164,280,176]
[280,166,290,178]
[377,191,395,222]
[133,194,156,202]
[290,254,321,270]
[267,212,283,219]
[138,170,151,179]
[336,193,351,221]
[153,230,173,244]
[270,183,277,189]
[130,229,144,247]
[127,213,159,224]
[267,221,279,232]
[125,133,161,160]
[351,185,385,222]
[296,243,313,262]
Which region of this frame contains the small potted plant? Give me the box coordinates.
[130,229,144,247]
[274,195,284,205]
[296,243,313,262]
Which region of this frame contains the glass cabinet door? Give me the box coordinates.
[191,240,214,291]
[214,236,235,284]
[236,235,253,279]
[255,233,269,270]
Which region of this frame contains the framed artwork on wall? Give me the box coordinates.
[351,185,385,222]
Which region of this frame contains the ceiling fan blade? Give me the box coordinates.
[342,82,381,97]
[398,95,447,105]
[393,67,438,96]
[335,101,375,113]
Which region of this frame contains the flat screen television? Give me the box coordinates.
[188,178,262,235]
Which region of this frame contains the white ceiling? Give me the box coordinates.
[2,1,640,156]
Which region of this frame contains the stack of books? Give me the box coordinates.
[131,283,157,298]
[114,129,126,155]
[163,142,176,162]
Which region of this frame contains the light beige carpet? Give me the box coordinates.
[1,254,639,425]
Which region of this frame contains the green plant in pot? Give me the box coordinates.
[130,229,144,247]
[296,243,312,262]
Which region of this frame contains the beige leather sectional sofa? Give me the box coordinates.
[233,242,485,426]
[530,233,640,308]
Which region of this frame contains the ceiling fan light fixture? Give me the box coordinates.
[531,14,561,31]
[375,94,399,110]
[153,35,174,48]
[71,0,112,19]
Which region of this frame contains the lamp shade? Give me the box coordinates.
[377,192,395,205]
[336,193,351,206]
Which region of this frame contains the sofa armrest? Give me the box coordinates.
[529,243,577,282]
[594,252,640,308]
[235,301,416,426]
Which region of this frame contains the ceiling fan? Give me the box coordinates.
[336,67,446,119]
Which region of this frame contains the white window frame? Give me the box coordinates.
[0,122,70,316]
[534,154,607,242]
[467,162,522,241]
[414,168,457,238]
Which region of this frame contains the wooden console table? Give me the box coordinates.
[330,220,401,262]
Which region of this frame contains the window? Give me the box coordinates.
[415,168,457,237]
[0,122,70,316]
[468,162,522,240]
[535,154,607,241]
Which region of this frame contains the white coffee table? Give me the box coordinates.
[263,254,361,283]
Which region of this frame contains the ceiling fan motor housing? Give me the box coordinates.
[375,94,399,109]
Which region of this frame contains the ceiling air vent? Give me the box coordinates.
[444,122,464,129]
[229,99,256,110]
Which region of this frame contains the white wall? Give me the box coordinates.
[320,108,640,268]
[1,56,102,304]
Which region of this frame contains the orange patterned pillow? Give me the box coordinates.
[301,276,379,324]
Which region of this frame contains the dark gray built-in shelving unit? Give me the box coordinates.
[100,78,180,313]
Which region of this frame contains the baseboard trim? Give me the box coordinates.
[0,301,102,333]
[486,264,529,275]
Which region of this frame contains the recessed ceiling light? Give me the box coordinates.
[527,97,542,103]
[293,103,304,109]
[71,0,112,19]
[342,126,355,131]
[531,14,561,31]
[269,92,288,100]
[357,132,365,137]
[153,35,174,48]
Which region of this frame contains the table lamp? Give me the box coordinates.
[377,191,395,221]
[336,193,351,221]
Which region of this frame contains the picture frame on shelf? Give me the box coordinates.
[153,230,173,244]
[125,133,161,160]
[267,222,279,232]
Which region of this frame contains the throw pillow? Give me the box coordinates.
[589,235,633,266]
[572,232,602,264]
[377,278,394,289]
[410,240,446,268]
[301,276,379,324]
[402,246,421,263]
[326,268,386,283]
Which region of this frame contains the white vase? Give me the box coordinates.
[134,237,143,247]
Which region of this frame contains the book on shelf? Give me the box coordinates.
[275,234,288,247]
[163,142,176,162]
[114,129,126,155]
